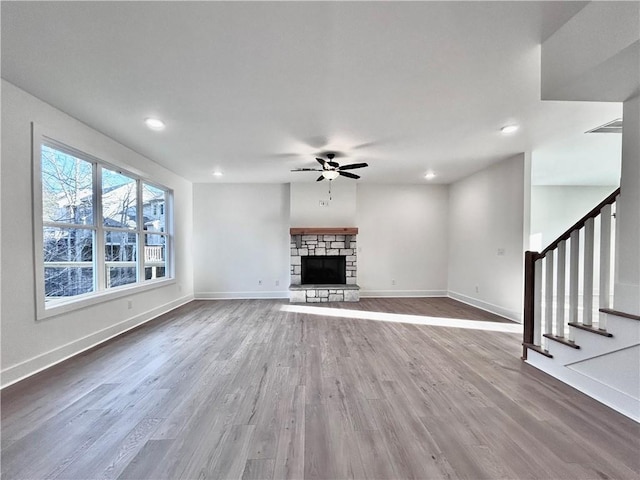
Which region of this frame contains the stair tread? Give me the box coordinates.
[523,343,553,358]
[568,322,613,337]
[542,334,580,349]
[599,308,640,321]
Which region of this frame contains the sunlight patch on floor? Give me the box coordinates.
[280,304,523,333]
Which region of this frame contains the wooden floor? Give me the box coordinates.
[2,298,639,480]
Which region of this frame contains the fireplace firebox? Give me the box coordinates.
[301,255,346,285]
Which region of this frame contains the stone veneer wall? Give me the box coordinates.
[290,234,359,302]
[290,234,357,285]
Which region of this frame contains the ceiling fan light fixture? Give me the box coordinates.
[424,172,436,180]
[322,170,340,180]
[212,170,223,177]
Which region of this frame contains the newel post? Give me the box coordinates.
[522,250,538,360]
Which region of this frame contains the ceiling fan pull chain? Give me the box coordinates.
[329,180,332,201]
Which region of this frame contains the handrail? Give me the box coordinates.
[522,187,620,360]
[537,187,620,258]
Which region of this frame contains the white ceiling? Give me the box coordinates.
[1,1,622,185]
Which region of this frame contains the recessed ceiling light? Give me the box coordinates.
[501,124,519,134]
[424,172,436,180]
[212,171,223,177]
[144,117,165,131]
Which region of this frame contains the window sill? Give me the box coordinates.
[37,278,176,321]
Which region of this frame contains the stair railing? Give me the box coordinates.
[523,188,620,359]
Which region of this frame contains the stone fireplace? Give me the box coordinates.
[289,227,360,303]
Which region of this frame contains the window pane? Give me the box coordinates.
[144,233,166,280]
[107,267,137,288]
[105,231,137,288]
[43,226,94,299]
[143,183,166,233]
[42,145,94,225]
[102,168,137,229]
[45,267,94,300]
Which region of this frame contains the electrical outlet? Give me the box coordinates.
[258,280,263,286]
[497,248,506,256]
[178,284,183,292]
[475,285,479,293]
[275,280,279,286]
[127,299,133,310]
[391,279,396,286]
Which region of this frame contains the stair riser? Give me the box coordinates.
[543,315,639,363]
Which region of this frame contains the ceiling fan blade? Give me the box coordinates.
[339,162,368,170]
[291,168,322,172]
[316,158,326,168]
[352,141,379,150]
[316,175,325,182]
[339,171,360,179]
[327,161,339,168]
[269,152,301,159]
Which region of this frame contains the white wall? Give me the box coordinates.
[356,184,448,297]
[542,1,640,102]
[193,182,451,299]
[193,183,290,298]
[448,154,526,321]
[0,80,194,387]
[530,185,618,249]
[615,94,640,315]
[290,181,357,227]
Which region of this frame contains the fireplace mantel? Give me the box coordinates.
[290,227,358,235]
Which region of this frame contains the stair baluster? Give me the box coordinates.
[583,217,595,326]
[544,251,554,347]
[599,203,613,331]
[556,240,567,337]
[568,229,580,341]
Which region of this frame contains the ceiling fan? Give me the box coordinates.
[291,153,369,181]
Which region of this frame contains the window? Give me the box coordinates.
[142,184,169,281]
[34,131,173,318]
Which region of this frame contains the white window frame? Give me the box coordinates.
[32,123,175,320]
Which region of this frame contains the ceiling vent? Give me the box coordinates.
[586,118,623,134]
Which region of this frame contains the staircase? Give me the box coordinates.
[522,188,640,422]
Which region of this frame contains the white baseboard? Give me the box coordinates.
[447,290,521,323]
[359,290,447,298]
[195,291,289,300]
[1,294,194,389]
[196,289,448,300]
